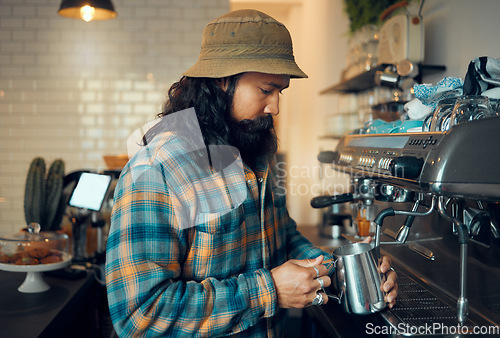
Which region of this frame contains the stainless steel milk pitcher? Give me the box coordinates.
[328,242,387,315]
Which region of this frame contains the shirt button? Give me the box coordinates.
[258,178,264,183]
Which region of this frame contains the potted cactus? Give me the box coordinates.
[24,157,66,231]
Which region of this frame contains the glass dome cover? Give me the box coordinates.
[0,223,70,265]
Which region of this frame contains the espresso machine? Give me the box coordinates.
[312,116,500,334]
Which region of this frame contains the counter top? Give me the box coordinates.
[0,268,97,338]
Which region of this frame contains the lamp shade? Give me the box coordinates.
[58,0,117,22]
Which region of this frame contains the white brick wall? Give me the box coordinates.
[0,0,229,234]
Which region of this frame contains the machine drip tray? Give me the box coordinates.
[381,267,494,336]
[389,272,477,327]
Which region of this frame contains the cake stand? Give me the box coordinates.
[0,252,72,293]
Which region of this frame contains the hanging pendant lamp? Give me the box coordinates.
[58,0,117,22]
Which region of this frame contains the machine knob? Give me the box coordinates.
[310,193,354,208]
[389,156,424,179]
[317,151,338,164]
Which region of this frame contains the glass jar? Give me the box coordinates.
[450,95,494,128]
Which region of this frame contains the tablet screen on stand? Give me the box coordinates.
[68,172,112,212]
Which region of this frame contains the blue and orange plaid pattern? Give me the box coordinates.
[106,131,333,337]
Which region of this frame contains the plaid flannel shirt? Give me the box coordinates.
[105,131,334,337]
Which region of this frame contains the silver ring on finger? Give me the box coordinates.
[312,266,319,278]
[317,277,324,289]
[311,292,323,306]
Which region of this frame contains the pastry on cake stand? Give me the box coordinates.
[0,224,71,293]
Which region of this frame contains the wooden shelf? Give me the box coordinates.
[319,134,343,140]
[320,64,389,94]
[320,64,446,95]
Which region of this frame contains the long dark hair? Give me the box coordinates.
[156,75,242,147]
[143,73,276,167]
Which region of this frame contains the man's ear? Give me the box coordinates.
[216,78,228,91]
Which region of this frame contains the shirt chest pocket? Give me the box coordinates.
[188,204,247,279]
[194,203,245,234]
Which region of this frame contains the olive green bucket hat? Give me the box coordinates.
[184,9,308,79]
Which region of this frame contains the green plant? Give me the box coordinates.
[45,159,65,230]
[343,0,401,33]
[24,157,66,231]
[24,157,46,227]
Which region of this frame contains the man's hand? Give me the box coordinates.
[270,256,331,308]
[361,236,398,308]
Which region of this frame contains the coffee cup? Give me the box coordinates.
[366,119,401,134]
[364,119,386,134]
[390,120,423,133]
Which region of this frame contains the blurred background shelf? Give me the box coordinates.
[320,63,446,94]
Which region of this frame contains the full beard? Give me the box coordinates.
[228,114,278,163]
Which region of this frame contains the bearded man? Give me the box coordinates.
[106,9,397,337]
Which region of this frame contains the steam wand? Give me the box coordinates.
[437,196,470,325]
[373,196,436,249]
[395,196,421,243]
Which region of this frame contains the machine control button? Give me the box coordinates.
[382,158,391,170]
[339,153,353,164]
